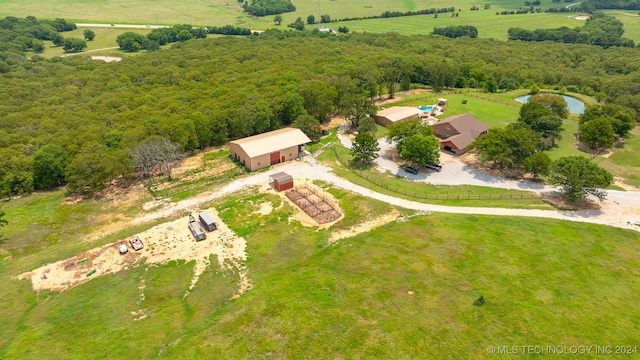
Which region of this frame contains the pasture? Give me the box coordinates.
[2,0,639,42]
[332,11,589,41]
[1,185,638,358]
[29,27,152,58]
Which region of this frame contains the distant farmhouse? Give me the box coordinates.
[229,127,311,171]
[374,106,422,126]
[430,113,490,154]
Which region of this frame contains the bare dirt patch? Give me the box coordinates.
[328,115,346,128]
[573,15,589,20]
[575,141,613,158]
[253,201,273,216]
[374,89,431,106]
[173,154,205,177]
[613,176,640,191]
[327,209,401,245]
[539,193,601,211]
[264,179,344,228]
[18,208,251,297]
[285,182,343,224]
[459,152,525,180]
[90,56,122,62]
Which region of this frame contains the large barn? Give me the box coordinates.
[374,106,422,126]
[229,128,311,171]
[430,113,490,154]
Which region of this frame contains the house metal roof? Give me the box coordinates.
[441,132,476,150]
[435,113,490,138]
[230,128,311,158]
[376,106,422,123]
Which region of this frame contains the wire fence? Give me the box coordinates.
[286,182,342,224]
[444,89,521,108]
[331,147,539,201]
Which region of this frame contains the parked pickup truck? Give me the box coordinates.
[424,163,443,172]
[129,236,144,251]
[404,166,419,174]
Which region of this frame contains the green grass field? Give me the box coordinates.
[594,127,640,188]
[317,144,554,209]
[390,91,522,128]
[28,27,152,58]
[381,89,640,186]
[1,187,638,359]
[2,0,639,42]
[333,11,590,41]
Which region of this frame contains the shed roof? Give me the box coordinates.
[376,106,422,123]
[230,128,311,158]
[198,211,216,225]
[436,113,490,137]
[270,172,293,184]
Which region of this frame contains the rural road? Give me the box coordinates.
[135,147,640,233]
[76,23,168,29]
[61,47,119,57]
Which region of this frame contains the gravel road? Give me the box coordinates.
[135,149,640,233]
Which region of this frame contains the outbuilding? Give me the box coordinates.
[374,106,422,126]
[229,128,311,171]
[270,172,294,192]
[188,215,206,241]
[198,211,217,231]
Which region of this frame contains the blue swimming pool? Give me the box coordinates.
[418,106,434,112]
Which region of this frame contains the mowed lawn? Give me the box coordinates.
[0,0,255,27]
[4,0,640,42]
[1,187,639,359]
[332,11,590,41]
[594,127,640,188]
[389,91,521,128]
[29,27,152,58]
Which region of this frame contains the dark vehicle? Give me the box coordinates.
[188,215,207,241]
[198,211,217,231]
[404,166,419,174]
[129,236,144,251]
[425,163,442,172]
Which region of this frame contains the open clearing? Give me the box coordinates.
[19,208,250,297]
[2,146,640,358]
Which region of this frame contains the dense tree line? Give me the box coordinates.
[508,12,636,48]
[118,24,208,52]
[206,25,252,36]
[433,25,478,39]
[242,0,296,16]
[336,7,456,22]
[1,29,640,195]
[0,16,77,58]
[580,0,640,11]
[471,94,618,202]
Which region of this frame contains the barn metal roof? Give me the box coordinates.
[230,128,311,158]
[375,106,422,123]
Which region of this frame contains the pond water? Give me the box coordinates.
[515,94,585,115]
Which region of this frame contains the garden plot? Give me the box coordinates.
[18,208,250,296]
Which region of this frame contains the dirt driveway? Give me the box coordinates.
[374,137,551,192]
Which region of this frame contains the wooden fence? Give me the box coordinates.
[331,147,539,200]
